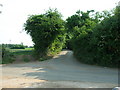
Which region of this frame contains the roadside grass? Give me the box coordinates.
[2,48,54,64]
[22,56,30,62]
[1,47,15,64]
[10,48,34,55]
[10,48,53,62]
[0,48,34,64]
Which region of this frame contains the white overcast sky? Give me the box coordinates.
[0,0,119,46]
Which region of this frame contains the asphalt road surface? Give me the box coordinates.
[0,50,118,88]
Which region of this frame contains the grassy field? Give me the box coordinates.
[2,47,53,64]
[10,48,34,55]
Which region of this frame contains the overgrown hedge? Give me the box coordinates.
[72,6,120,68]
[23,7,119,67]
[1,45,15,64]
[24,9,65,58]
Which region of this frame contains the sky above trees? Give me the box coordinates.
[0,0,119,46]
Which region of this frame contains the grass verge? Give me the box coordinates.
[11,48,34,55]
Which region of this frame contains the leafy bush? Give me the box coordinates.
[72,6,120,68]
[65,10,95,50]
[72,26,95,64]
[24,9,65,58]
[88,6,120,67]
[2,45,15,64]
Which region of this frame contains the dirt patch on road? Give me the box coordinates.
[2,76,46,88]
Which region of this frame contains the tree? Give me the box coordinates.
[89,6,120,67]
[72,6,120,67]
[24,9,65,57]
[65,10,96,49]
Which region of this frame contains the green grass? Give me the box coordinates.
[1,47,15,64]
[10,48,34,55]
[23,57,30,62]
[3,48,53,63]
[1,48,34,64]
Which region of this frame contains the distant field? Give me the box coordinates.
[10,48,34,55]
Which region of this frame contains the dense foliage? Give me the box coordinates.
[65,10,95,50]
[23,6,119,67]
[70,6,120,67]
[89,6,120,67]
[24,9,65,57]
[1,45,15,64]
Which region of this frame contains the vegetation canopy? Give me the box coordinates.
[8,6,119,68]
[24,9,66,57]
[70,6,120,67]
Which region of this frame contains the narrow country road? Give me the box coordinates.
[0,50,118,88]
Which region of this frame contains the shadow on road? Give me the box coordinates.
[2,50,118,88]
